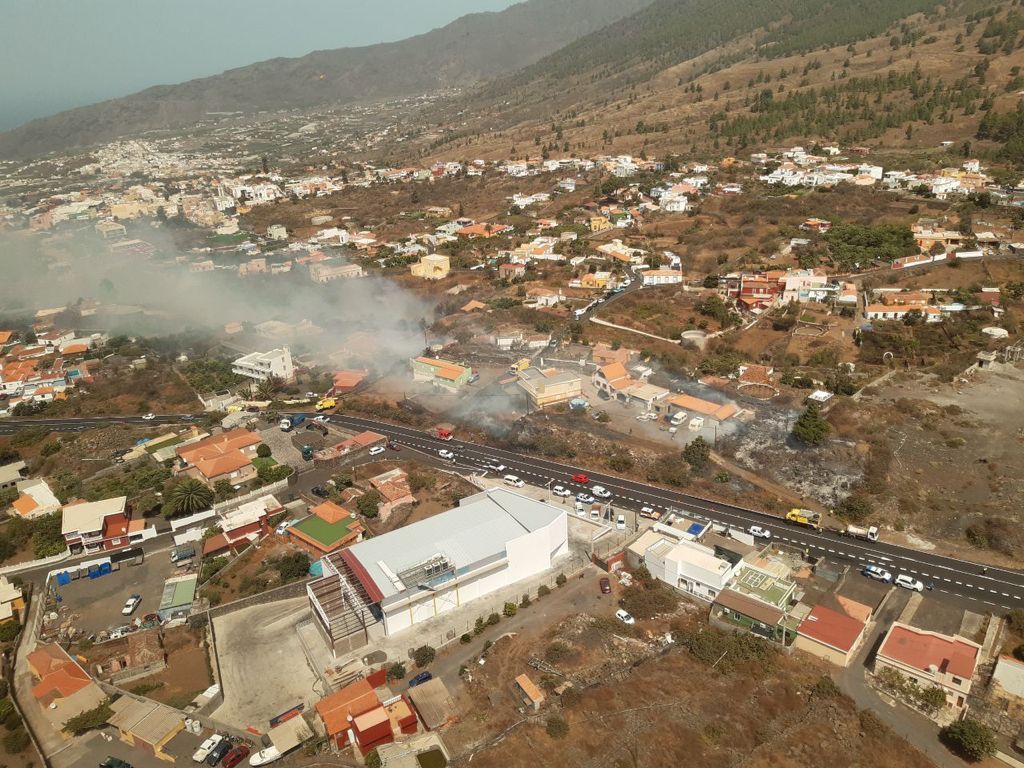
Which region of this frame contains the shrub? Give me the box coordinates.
[486,612,500,626]
[474,617,485,635]
[810,675,841,699]
[620,582,679,620]
[503,602,518,618]
[835,494,873,523]
[0,699,12,721]
[364,748,381,768]
[683,437,711,472]
[1007,609,1024,634]
[537,585,551,598]
[256,444,272,459]
[2,727,28,754]
[792,403,830,445]
[0,682,7,699]
[356,490,381,518]
[412,645,435,668]
[1013,643,1024,662]
[677,627,777,673]
[520,593,531,608]
[545,642,571,664]
[555,573,567,587]
[483,640,493,653]
[545,716,569,739]
[63,700,113,735]
[274,551,310,582]
[0,623,19,643]
[940,718,996,762]
[387,663,406,681]
[460,633,471,644]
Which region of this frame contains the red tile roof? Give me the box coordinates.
[798,604,865,653]
[879,624,979,679]
[315,679,380,736]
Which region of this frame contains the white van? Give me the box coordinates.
[670,411,687,427]
[688,416,705,431]
[503,475,525,488]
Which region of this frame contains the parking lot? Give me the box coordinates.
[212,597,321,729]
[51,547,180,635]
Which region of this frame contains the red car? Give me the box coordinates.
[221,745,250,768]
[599,577,611,594]
[571,473,590,484]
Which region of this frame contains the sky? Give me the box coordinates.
[0,0,518,131]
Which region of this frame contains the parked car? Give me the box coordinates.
[639,506,659,520]
[486,460,507,473]
[503,475,525,488]
[368,446,385,456]
[748,525,771,539]
[552,485,572,497]
[591,485,612,498]
[312,415,330,424]
[576,492,596,504]
[388,441,402,451]
[571,473,590,484]
[121,594,142,616]
[862,565,893,583]
[408,671,433,687]
[615,515,626,531]
[895,574,924,592]
[99,758,132,768]
[207,739,232,766]
[438,449,455,460]
[310,486,329,499]
[193,734,224,763]
[141,413,156,420]
[599,577,612,594]
[615,609,635,625]
[221,746,250,768]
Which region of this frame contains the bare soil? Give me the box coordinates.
[123,626,214,709]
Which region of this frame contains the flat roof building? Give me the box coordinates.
[308,488,568,655]
[875,622,980,710]
[517,367,583,409]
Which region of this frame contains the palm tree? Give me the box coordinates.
[254,375,282,402]
[168,479,214,517]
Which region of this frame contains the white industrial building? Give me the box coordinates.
[307,488,568,655]
[231,347,294,383]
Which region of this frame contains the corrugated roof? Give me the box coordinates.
[714,589,784,626]
[345,489,563,602]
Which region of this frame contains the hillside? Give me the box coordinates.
[0,0,653,160]
[408,0,1024,168]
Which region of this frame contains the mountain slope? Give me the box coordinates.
[0,0,653,160]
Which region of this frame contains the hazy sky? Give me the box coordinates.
[0,0,518,130]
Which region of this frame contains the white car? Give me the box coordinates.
[141,413,156,420]
[486,460,507,473]
[895,574,924,592]
[503,475,525,488]
[193,734,223,762]
[552,485,572,497]
[576,492,596,504]
[862,565,893,583]
[616,515,626,531]
[275,519,295,535]
[313,415,330,424]
[438,449,455,460]
[615,609,635,625]
[639,506,659,520]
[368,446,385,456]
[622,279,632,287]
[591,486,612,499]
[121,594,142,616]
[749,525,771,539]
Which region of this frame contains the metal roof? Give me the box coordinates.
[346,488,564,602]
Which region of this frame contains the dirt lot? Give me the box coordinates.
[444,608,933,768]
[201,536,308,606]
[124,626,214,709]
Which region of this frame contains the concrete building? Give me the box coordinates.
[310,261,365,283]
[410,254,450,280]
[641,269,685,287]
[11,478,61,519]
[410,357,471,391]
[61,496,130,552]
[26,643,106,731]
[232,347,295,383]
[158,574,198,622]
[875,622,980,710]
[627,526,738,602]
[307,488,568,655]
[517,367,583,409]
[793,603,867,667]
[0,460,27,491]
[107,695,185,762]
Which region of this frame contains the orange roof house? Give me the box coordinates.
[315,678,400,750]
[461,300,486,313]
[330,369,369,394]
[0,331,13,345]
[288,501,365,554]
[457,223,512,238]
[26,643,106,727]
[666,393,738,422]
[175,428,263,486]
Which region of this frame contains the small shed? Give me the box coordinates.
[406,678,456,730]
[268,714,313,755]
[514,674,545,711]
[158,574,198,621]
[108,694,185,761]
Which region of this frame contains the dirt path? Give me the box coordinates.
[710,451,822,511]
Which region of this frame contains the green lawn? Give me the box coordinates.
[252,457,278,470]
[290,515,357,548]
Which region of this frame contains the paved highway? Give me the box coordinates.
[3,412,1022,609]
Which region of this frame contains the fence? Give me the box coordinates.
[0,549,72,577]
[7,585,52,768]
[207,578,313,620]
[212,478,289,513]
[106,659,167,686]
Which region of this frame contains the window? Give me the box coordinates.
[952,676,962,685]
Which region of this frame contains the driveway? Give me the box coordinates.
[836,590,969,768]
[211,597,321,729]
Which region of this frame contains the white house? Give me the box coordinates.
[627,528,739,602]
[306,488,568,655]
[232,348,295,383]
[642,269,684,287]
